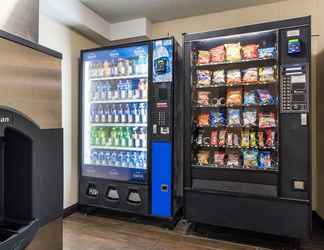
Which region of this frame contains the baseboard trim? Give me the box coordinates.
[63,204,79,218]
[312,211,324,230]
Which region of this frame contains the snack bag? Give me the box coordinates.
[265,129,276,147]
[250,132,257,148]
[226,88,242,106]
[227,132,233,146]
[197,113,210,127]
[258,131,265,148]
[196,130,203,145]
[197,151,210,165]
[225,43,242,62]
[214,151,225,166]
[227,69,242,84]
[227,109,241,126]
[257,89,274,105]
[243,150,258,168]
[197,50,210,65]
[244,91,257,105]
[210,130,218,146]
[242,44,259,60]
[197,70,211,87]
[243,110,257,127]
[218,130,227,146]
[197,91,210,106]
[259,151,272,169]
[259,112,276,128]
[242,68,258,83]
[241,130,250,148]
[210,111,226,127]
[212,70,226,85]
[259,66,276,82]
[233,133,240,147]
[258,47,276,59]
[227,153,240,167]
[210,45,226,63]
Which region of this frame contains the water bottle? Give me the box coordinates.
[98,104,105,123]
[120,81,127,99]
[127,80,133,99]
[134,152,140,168]
[95,105,100,123]
[112,104,120,123]
[98,151,105,165]
[116,152,123,167]
[114,81,120,100]
[121,152,127,168]
[100,81,107,100]
[124,104,131,123]
[128,104,134,123]
[139,103,147,123]
[117,104,123,123]
[90,105,96,123]
[105,151,111,165]
[111,151,117,167]
[105,105,112,123]
[133,128,141,148]
[107,82,112,100]
[153,40,170,79]
[125,152,132,168]
[134,103,140,123]
[139,127,147,148]
[121,104,127,123]
[134,80,140,99]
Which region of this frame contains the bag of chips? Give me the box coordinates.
[210,45,226,63]
[241,130,250,148]
[197,113,210,127]
[243,150,258,168]
[225,43,242,62]
[226,88,242,106]
[227,69,242,84]
[257,89,274,105]
[259,151,272,169]
[227,109,241,126]
[197,151,210,165]
[259,66,276,82]
[243,110,257,127]
[197,50,210,65]
[210,130,218,146]
[197,70,211,87]
[197,91,210,106]
[242,67,258,83]
[259,112,276,128]
[258,47,276,59]
[233,133,240,147]
[244,91,257,105]
[210,111,226,127]
[212,70,226,85]
[265,129,276,147]
[214,151,225,166]
[250,132,257,148]
[219,130,227,146]
[258,131,265,148]
[242,44,259,60]
[227,152,240,167]
[227,132,233,146]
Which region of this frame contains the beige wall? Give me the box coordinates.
[152,0,323,215]
[39,14,98,208]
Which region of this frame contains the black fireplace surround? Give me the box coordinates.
[0,107,63,249]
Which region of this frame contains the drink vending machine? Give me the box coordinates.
[79,38,183,220]
[183,16,312,239]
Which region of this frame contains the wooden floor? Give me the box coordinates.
[63,213,324,250]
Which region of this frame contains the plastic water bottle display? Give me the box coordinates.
[153,40,172,82]
[132,103,140,123]
[139,103,147,123]
[121,104,127,123]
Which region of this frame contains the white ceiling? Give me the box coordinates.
[80,0,284,23]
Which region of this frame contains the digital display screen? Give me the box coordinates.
[153,39,173,83]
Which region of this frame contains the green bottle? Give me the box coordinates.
[99,128,106,146]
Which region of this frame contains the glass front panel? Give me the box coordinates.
[82,45,149,183]
[190,30,279,172]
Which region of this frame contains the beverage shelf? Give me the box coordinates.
[91,123,147,127]
[90,74,148,81]
[91,99,148,104]
[195,81,277,89]
[192,164,279,172]
[90,145,147,152]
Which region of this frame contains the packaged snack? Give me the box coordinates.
[196,130,203,145]
[197,50,210,65]
[210,111,226,127]
[197,151,210,165]
[197,91,210,106]
[244,91,257,105]
[258,131,265,148]
[233,133,240,147]
[259,112,276,128]
[265,129,276,147]
[218,130,226,146]
[242,44,259,60]
[227,109,241,126]
[243,110,257,127]
[258,47,276,59]
[259,66,276,82]
[214,151,225,166]
[210,130,218,146]
[243,150,258,168]
[259,151,272,169]
[250,132,257,148]
[210,45,226,63]
[226,88,242,106]
[227,132,233,146]
[212,70,226,85]
[197,70,211,87]
[227,153,240,167]
[227,69,242,84]
[197,113,210,127]
[242,68,258,83]
[241,130,250,148]
[257,89,274,105]
[225,43,242,62]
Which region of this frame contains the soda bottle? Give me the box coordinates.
[90,105,96,123]
[127,80,133,99]
[99,128,107,146]
[125,152,132,168]
[105,151,111,165]
[134,80,140,99]
[91,83,96,101]
[114,81,120,100]
[126,59,133,76]
[125,127,133,147]
[124,104,130,123]
[117,104,123,123]
[90,150,98,164]
[139,127,147,148]
[133,103,140,123]
[93,82,100,101]
[139,103,147,123]
[91,128,97,145]
[133,128,141,148]
[142,80,148,99]
[139,152,145,169]
[98,104,105,123]
[94,105,100,123]
[120,104,127,123]
[111,104,119,123]
[99,151,105,165]
[107,82,112,100]
[120,127,127,147]
[103,60,109,77]
[143,153,147,169]
[111,151,117,167]
[104,105,110,123]
[128,104,134,123]
[100,81,107,100]
[133,152,140,168]
[116,152,123,167]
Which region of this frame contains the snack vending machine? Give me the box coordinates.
[183,17,311,239]
[79,38,183,220]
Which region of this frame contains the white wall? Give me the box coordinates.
[39,14,98,208]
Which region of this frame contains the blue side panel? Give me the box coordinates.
[151,142,172,218]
